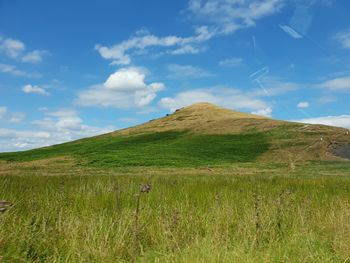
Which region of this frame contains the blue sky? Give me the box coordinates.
[0,0,350,151]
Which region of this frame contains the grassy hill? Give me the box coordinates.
[0,103,349,168]
[1,103,350,262]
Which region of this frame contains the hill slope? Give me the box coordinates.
[0,103,349,167]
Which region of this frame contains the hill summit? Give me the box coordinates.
[117,102,280,136]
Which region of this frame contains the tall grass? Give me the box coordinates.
[0,169,349,262]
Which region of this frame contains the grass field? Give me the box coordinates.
[0,162,349,262]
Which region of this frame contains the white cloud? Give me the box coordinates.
[0,106,7,119]
[0,107,25,123]
[251,107,272,117]
[9,112,26,123]
[279,24,303,39]
[95,1,284,65]
[169,45,205,55]
[0,128,51,151]
[188,0,284,34]
[0,37,25,58]
[22,84,49,95]
[321,76,350,91]
[159,87,269,113]
[0,36,49,64]
[0,64,40,78]
[76,67,164,108]
[297,101,309,109]
[104,67,149,91]
[22,50,49,63]
[335,30,350,49]
[95,26,214,65]
[167,64,214,78]
[295,115,350,129]
[218,57,243,67]
[0,109,116,152]
[248,76,300,97]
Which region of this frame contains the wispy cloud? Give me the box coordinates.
[168,45,206,55]
[334,30,350,49]
[248,76,300,97]
[279,24,303,39]
[9,112,26,123]
[0,64,41,78]
[0,106,26,123]
[0,36,49,63]
[95,26,214,65]
[187,0,285,34]
[0,37,25,58]
[167,64,214,79]
[22,50,50,63]
[218,57,243,67]
[321,76,350,91]
[0,106,7,119]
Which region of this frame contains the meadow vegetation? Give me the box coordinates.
[0,162,349,262]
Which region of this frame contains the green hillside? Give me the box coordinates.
[0,103,349,168]
[0,131,269,167]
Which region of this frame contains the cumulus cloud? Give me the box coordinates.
[335,30,350,49]
[187,0,284,34]
[76,67,164,108]
[167,64,214,78]
[297,101,309,109]
[295,115,350,129]
[218,57,243,67]
[104,68,149,91]
[321,76,350,91]
[159,87,269,113]
[95,26,214,65]
[22,84,49,95]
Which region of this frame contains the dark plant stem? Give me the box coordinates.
[253,192,261,245]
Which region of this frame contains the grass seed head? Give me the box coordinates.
[0,200,12,213]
